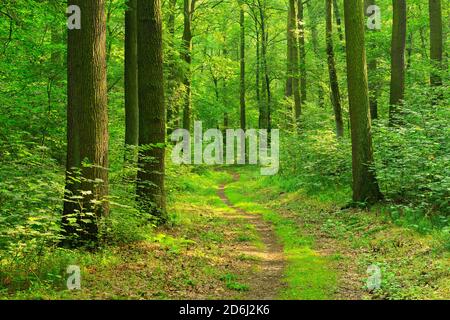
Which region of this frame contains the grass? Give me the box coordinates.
[0,168,260,300]
[225,168,338,300]
[225,166,450,300]
[1,165,448,300]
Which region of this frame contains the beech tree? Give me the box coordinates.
[182,0,195,130]
[64,0,109,244]
[389,0,407,125]
[124,0,139,147]
[365,0,379,120]
[429,0,443,87]
[343,0,382,204]
[136,0,167,223]
[288,0,301,122]
[326,0,344,137]
[240,1,246,131]
[297,0,307,103]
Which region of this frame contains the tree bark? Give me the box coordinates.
[389,0,406,125]
[307,0,324,108]
[255,20,262,128]
[136,0,167,223]
[343,0,382,204]
[365,0,378,120]
[297,0,307,103]
[258,0,270,130]
[285,6,293,97]
[240,3,246,130]
[288,0,301,122]
[182,0,194,130]
[125,0,139,147]
[429,0,443,87]
[333,0,345,45]
[326,0,344,137]
[166,0,179,133]
[64,0,109,245]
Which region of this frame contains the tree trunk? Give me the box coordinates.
[285,7,293,97]
[255,21,262,128]
[182,0,194,130]
[64,0,109,245]
[326,0,344,137]
[240,3,246,130]
[365,0,378,120]
[289,0,301,122]
[258,0,270,130]
[125,0,139,147]
[297,0,307,103]
[307,0,325,108]
[343,0,382,204]
[389,0,406,125]
[429,0,443,87]
[406,32,412,69]
[136,0,167,223]
[333,0,345,45]
[167,0,179,133]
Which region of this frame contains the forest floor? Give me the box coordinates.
[4,167,449,300]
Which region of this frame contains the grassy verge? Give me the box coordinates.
[227,166,450,300]
[0,168,259,299]
[225,169,338,300]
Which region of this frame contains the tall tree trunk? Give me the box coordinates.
[285,7,293,97]
[406,32,413,69]
[255,21,262,128]
[182,0,194,130]
[167,0,179,133]
[389,0,406,125]
[307,1,325,108]
[343,0,382,204]
[429,0,443,87]
[64,0,109,245]
[258,0,270,130]
[125,0,139,147]
[239,3,246,130]
[333,0,344,45]
[326,0,344,137]
[365,0,379,120]
[136,0,167,223]
[297,0,307,103]
[288,0,301,122]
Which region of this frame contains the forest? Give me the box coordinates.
[0,0,448,301]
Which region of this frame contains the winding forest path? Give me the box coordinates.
[217,172,286,299]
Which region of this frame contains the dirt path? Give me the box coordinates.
[217,173,286,299]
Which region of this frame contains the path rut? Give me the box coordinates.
[217,173,286,299]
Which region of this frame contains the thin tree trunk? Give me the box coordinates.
[343,0,382,204]
[333,0,344,45]
[125,0,139,147]
[182,0,194,130]
[255,21,262,128]
[406,32,412,69]
[365,0,378,120]
[167,0,179,133]
[289,0,301,122]
[258,0,270,130]
[307,1,324,108]
[297,0,307,102]
[429,0,443,87]
[326,0,343,137]
[285,6,293,97]
[239,3,246,130]
[389,0,407,125]
[64,0,109,245]
[136,0,167,223]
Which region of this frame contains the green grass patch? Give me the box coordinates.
[225,169,338,300]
